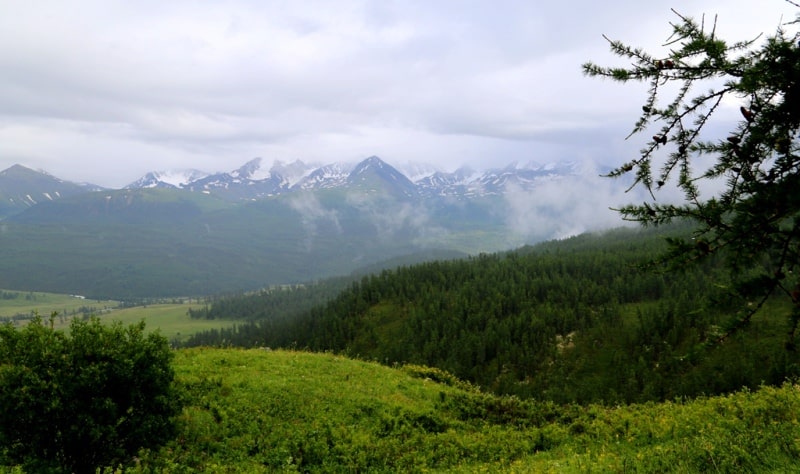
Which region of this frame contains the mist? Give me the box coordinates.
[287,192,342,252]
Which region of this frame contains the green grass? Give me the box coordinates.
[121,348,800,473]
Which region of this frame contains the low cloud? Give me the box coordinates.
[345,190,448,246]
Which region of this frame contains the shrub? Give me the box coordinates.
[0,315,182,473]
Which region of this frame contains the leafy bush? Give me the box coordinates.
[0,315,182,473]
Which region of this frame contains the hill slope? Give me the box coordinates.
[125,348,800,472]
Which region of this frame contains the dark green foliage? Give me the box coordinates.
[187,278,354,322]
[584,8,800,341]
[0,315,182,473]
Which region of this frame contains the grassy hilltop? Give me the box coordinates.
[124,348,800,473]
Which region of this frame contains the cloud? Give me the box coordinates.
[504,164,644,242]
[0,0,794,187]
[344,190,449,246]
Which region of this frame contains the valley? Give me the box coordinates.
[0,158,595,299]
[0,290,234,344]
[2,222,800,472]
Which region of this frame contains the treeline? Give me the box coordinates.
[182,226,800,404]
[0,306,110,325]
[184,250,468,322]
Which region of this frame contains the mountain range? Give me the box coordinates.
[0,156,589,298]
[0,156,583,218]
[121,156,581,202]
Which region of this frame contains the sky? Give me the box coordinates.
[0,0,795,189]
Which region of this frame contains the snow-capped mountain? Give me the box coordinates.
[473,161,580,195]
[396,161,441,183]
[184,158,290,199]
[230,158,270,181]
[416,167,478,197]
[271,159,317,188]
[125,169,209,189]
[125,156,581,201]
[346,156,418,198]
[292,162,352,190]
[0,158,599,298]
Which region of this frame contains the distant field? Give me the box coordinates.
[0,289,239,344]
[101,304,237,343]
[0,289,117,318]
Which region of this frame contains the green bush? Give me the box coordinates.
[0,315,182,473]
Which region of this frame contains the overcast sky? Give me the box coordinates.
[0,0,794,188]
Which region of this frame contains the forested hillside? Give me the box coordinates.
[183,225,800,404]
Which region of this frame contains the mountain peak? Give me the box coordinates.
[73,156,584,202]
[292,162,352,190]
[0,164,55,179]
[270,159,313,188]
[346,156,417,197]
[351,156,386,174]
[126,169,209,189]
[397,161,440,182]
[231,158,267,180]
[0,164,101,219]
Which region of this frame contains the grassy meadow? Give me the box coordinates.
[99,304,237,344]
[0,289,237,343]
[122,348,800,472]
